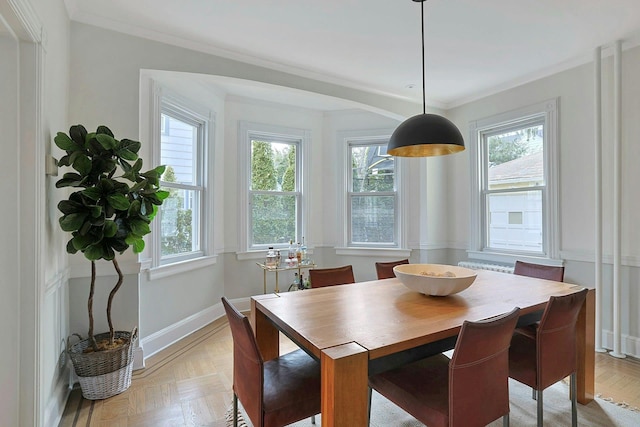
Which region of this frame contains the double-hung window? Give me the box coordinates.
[346,137,399,247]
[469,99,559,263]
[239,122,308,252]
[157,101,207,264]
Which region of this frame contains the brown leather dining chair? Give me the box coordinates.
[309,265,355,288]
[513,260,565,282]
[368,307,521,427]
[508,288,588,427]
[221,297,321,427]
[375,259,409,280]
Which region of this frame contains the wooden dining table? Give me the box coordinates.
[250,269,595,427]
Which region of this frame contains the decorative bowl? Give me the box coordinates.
[393,263,477,296]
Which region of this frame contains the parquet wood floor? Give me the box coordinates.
[58,316,640,426]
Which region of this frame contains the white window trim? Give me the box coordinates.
[336,128,406,254]
[143,80,217,278]
[467,98,561,266]
[237,121,310,254]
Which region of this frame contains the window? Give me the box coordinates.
[344,134,400,248]
[156,99,208,265]
[469,99,559,263]
[239,122,309,252]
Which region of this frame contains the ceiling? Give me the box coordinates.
[65,0,640,109]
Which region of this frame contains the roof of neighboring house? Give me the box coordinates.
[488,151,543,184]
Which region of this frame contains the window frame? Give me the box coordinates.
[146,83,216,277]
[237,121,310,254]
[468,98,561,265]
[337,129,406,254]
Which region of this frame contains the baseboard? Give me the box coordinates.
[43,367,72,427]
[139,297,251,362]
[601,330,640,358]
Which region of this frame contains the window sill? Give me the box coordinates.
[145,255,218,280]
[335,247,411,258]
[466,250,563,267]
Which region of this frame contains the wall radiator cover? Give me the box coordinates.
[457,261,514,274]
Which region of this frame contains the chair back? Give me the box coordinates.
[536,288,588,390]
[448,307,520,427]
[309,265,355,288]
[375,259,409,280]
[514,260,564,282]
[222,297,264,425]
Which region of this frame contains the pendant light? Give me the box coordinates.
[387,0,465,157]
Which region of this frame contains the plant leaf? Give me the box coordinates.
[54,132,81,151]
[84,244,104,261]
[107,193,130,210]
[55,173,84,188]
[57,200,84,215]
[103,220,117,238]
[69,125,88,146]
[95,133,117,150]
[72,154,92,176]
[82,187,102,201]
[59,213,88,232]
[96,125,114,137]
[129,219,150,236]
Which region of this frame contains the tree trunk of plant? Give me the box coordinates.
[88,261,97,350]
[107,257,124,345]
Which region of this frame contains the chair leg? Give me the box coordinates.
[368,387,373,426]
[311,415,316,424]
[233,393,238,427]
[502,413,509,427]
[570,372,577,427]
[532,388,537,400]
[537,389,543,427]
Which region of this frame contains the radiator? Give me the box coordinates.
[457,261,514,274]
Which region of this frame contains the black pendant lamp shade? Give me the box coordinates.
[387,113,464,157]
[388,0,465,157]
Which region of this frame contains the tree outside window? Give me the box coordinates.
[250,139,299,247]
[349,142,397,246]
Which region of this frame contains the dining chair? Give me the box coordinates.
[221,297,321,427]
[309,265,355,288]
[368,307,520,427]
[508,288,588,427]
[374,259,409,280]
[513,260,565,282]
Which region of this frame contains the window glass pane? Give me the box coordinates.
[487,190,542,252]
[161,189,198,256]
[160,113,197,185]
[351,145,394,192]
[251,194,296,245]
[351,195,395,244]
[251,140,296,191]
[487,124,543,190]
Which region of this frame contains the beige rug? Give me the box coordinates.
[227,379,640,426]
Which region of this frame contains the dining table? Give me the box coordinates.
[250,269,595,427]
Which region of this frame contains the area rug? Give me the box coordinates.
[226,379,640,426]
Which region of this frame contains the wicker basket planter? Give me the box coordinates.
[68,328,137,400]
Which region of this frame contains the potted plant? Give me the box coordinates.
[55,124,168,399]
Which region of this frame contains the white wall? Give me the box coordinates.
[0,21,21,427]
[447,45,640,355]
[66,23,420,363]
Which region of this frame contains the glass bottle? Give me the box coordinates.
[296,242,302,264]
[300,237,308,264]
[265,247,277,268]
[288,240,295,261]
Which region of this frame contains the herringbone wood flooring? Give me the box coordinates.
[59,316,640,426]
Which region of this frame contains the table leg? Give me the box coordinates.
[320,342,369,426]
[251,297,279,360]
[576,288,595,404]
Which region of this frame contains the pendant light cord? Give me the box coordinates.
[421,0,426,114]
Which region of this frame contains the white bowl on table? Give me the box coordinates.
[393,263,477,296]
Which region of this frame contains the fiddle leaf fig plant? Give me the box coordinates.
[55,124,169,350]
